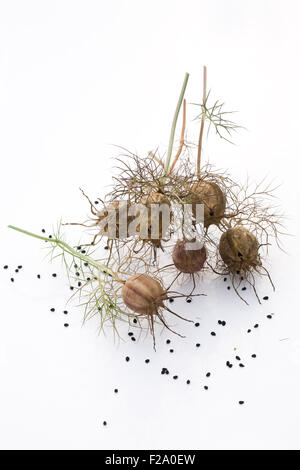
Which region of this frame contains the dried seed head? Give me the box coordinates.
[97,201,134,239]
[122,274,166,315]
[137,192,171,245]
[172,240,207,274]
[219,227,260,272]
[189,181,226,228]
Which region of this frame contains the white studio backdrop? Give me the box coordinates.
[0,0,300,450]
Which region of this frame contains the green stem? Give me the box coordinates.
[164,72,189,175]
[8,225,122,282]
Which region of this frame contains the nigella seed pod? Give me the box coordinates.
[189,181,226,228]
[172,240,207,274]
[122,274,166,315]
[219,227,259,273]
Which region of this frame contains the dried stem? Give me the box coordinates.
[197,66,207,179]
[168,99,186,174]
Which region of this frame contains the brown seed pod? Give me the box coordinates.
[219,227,260,273]
[122,274,166,315]
[172,240,207,274]
[97,201,134,239]
[188,181,226,228]
[136,192,171,247]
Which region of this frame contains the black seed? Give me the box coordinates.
[52,273,57,277]
[166,339,171,344]
[77,246,82,250]
[186,298,192,303]
[37,274,41,279]
[84,262,88,267]
[218,320,222,325]
[50,308,55,312]
[267,315,272,319]
[211,332,216,336]
[75,272,80,277]
[133,318,137,324]
[222,321,226,326]
[131,337,136,342]
[247,329,251,333]
[186,380,191,385]
[204,386,208,390]
[104,246,109,250]
[18,265,22,269]
[263,296,269,300]
[251,354,257,358]
[94,200,99,204]
[242,287,247,291]
[173,375,178,380]
[63,310,68,315]
[169,349,174,353]
[114,389,118,394]
[15,269,19,273]
[11,278,14,282]
[196,343,201,348]
[239,363,245,368]
[81,250,86,254]
[3,265,8,269]
[87,277,91,281]
[78,282,82,287]
[236,356,241,361]
[128,332,133,337]
[41,229,45,233]
[70,286,74,290]
[103,421,107,426]
[64,323,69,328]
[169,298,174,303]
[224,277,227,281]
[195,322,200,327]
[48,235,52,238]
[227,286,231,290]
[125,356,130,362]
[254,324,259,328]
[206,372,211,378]
[239,401,245,405]
[145,359,150,364]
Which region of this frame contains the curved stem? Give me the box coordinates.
[197,66,207,179]
[168,99,186,174]
[8,225,122,283]
[164,72,189,175]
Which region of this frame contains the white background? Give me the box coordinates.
[0,0,300,450]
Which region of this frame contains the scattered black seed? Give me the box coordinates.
[242,287,247,291]
[195,322,200,327]
[267,315,272,319]
[87,277,91,281]
[81,250,86,254]
[218,320,222,325]
[196,343,201,348]
[131,337,136,342]
[226,361,233,368]
[78,282,82,287]
[166,339,171,344]
[254,324,259,329]
[236,270,241,274]
[84,262,88,267]
[224,277,227,281]
[173,375,178,380]
[145,359,150,364]
[15,269,19,273]
[251,354,257,358]
[64,323,69,328]
[186,380,191,385]
[186,298,192,303]
[263,296,269,301]
[204,386,208,390]
[70,286,74,290]
[11,278,14,282]
[75,272,80,277]
[37,274,41,279]
[63,310,68,315]
[236,356,241,361]
[239,363,245,368]
[114,389,118,394]
[206,372,211,378]
[104,246,109,250]
[94,200,99,204]
[169,298,174,303]
[74,264,78,268]
[128,332,133,337]
[239,401,245,405]
[247,329,251,333]
[52,273,57,277]
[222,321,226,326]
[41,229,45,233]
[50,308,55,312]
[3,265,8,269]
[227,286,231,290]
[48,235,52,238]
[125,356,130,362]
[77,246,82,250]
[169,349,174,353]
[133,318,137,324]
[103,421,107,426]
[211,332,216,336]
